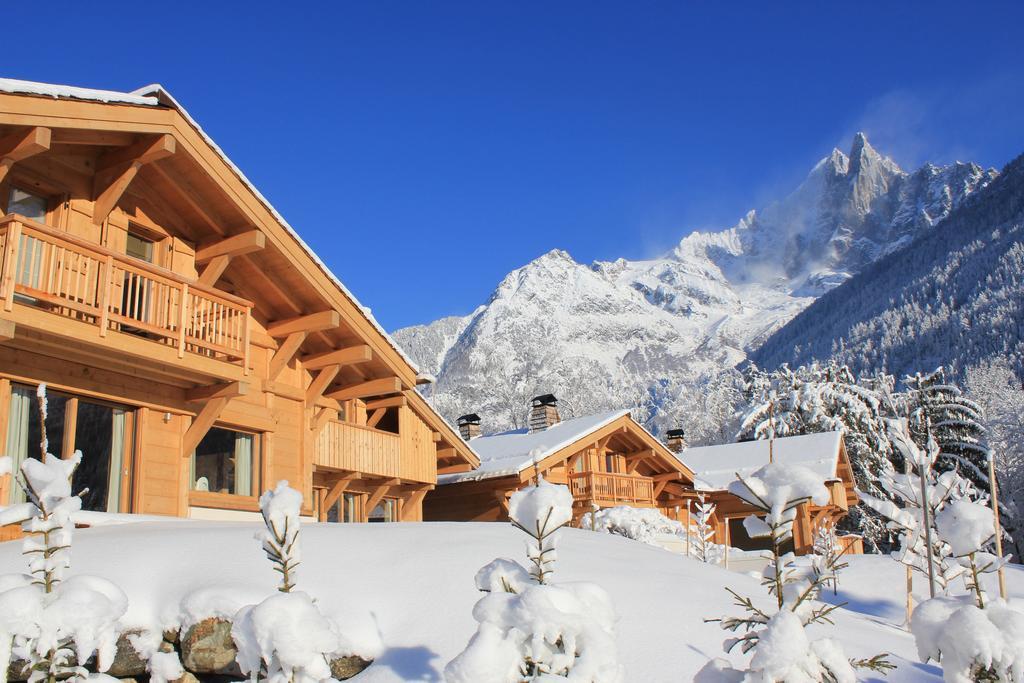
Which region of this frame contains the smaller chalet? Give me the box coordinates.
[679,431,861,555]
[424,395,694,522]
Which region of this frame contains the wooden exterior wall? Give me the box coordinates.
[0,88,476,533]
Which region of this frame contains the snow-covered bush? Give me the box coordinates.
[581,505,683,546]
[0,384,127,683]
[692,494,724,565]
[910,498,1023,682]
[812,521,844,595]
[445,478,624,682]
[232,481,344,683]
[860,418,983,592]
[699,463,891,681]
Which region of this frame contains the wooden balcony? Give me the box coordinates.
[0,215,251,379]
[569,471,656,506]
[315,420,402,479]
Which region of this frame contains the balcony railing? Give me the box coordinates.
[315,420,402,479]
[569,471,655,505]
[0,215,251,366]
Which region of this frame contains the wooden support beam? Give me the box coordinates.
[495,491,511,515]
[0,318,14,342]
[367,408,386,429]
[197,254,231,287]
[0,127,51,184]
[267,310,340,338]
[436,446,457,461]
[301,344,372,370]
[92,134,175,225]
[365,395,407,410]
[305,365,340,405]
[267,331,307,381]
[185,381,248,403]
[310,407,336,433]
[195,230,266,264]
[403,488,429,520]
[182,396,229,457]
[326,377,403,402]
[147,163,226,236]
[96,134,176,172]
[363,480,398,516]
[51,129,136,146]
[322,473,361,512]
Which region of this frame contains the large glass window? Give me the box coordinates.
[368,498,396,523]
[325,492,360,523]
[191,427,257,496]
[5,385,130,512]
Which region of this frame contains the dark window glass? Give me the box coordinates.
[73,401,116,512]
[728,516,794,553]
[8,188,47,223]
[192,427,256,496]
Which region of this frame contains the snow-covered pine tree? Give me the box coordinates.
[691,494,722,565]
[0,384,127,683]
[903,368,992,504]
[738,361,898,551]
[911,499,1023,681]
[445,478,624,682]
[697,463,891,681]
[232,481,343,683]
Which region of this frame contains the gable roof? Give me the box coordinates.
[438,410,693,485]
[0,77,419,376]
[679,431,845,492]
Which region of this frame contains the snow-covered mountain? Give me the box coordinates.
[393,134,996,440]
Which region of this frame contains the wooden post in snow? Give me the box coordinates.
[905,564,913,630]
[988,453,1008,599]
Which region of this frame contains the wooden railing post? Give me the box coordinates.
[242,307,251,375]
[97,254,114,336]
[1,220,21,312]
[177,283,189,358]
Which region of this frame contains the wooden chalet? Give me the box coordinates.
[678,431,862,555]
[0,78,478,535]
[424,395,695,522]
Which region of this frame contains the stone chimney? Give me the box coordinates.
[457,413,482,440]
[666,427,687,453]
[529,394,560,433]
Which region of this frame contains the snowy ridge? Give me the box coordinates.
[396,135,996,438]
[0,77,158,105]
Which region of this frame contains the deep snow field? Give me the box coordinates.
[0,520,1020,682]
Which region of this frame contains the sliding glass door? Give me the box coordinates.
[5,385,131,512]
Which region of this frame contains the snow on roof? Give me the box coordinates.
[439,410,630,484]
[0,77,419,374]
[0,78,159,106]
[680,431,844,492]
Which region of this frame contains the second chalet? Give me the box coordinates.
[424,395,695,522]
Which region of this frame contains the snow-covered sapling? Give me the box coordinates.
[691,493,723,565]
[699,463,891,681]
[445,478,624,682]
[812,521,844,595]
[0,384,127,683]
[910,500,1023,682]
[232,481,342,683]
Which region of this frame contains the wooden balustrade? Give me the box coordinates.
[0,215,251,365]
[569,471,656,505]
[315,420,402,479]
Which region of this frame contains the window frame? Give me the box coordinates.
[188,425,263,510]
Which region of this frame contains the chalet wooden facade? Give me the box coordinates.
[678,431,862,555]
[0,79,477,533]
[424,396,696,522]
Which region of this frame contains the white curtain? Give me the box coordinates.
[106,409,126,512]
[5,386,32,504]
[234,433,253,496]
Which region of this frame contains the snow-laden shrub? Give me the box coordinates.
[445,478,624,682]
[910,497,1023,681]
[860,418,986,592]
[699,463,892,681]
[0,385,127,683]
[692,494,724,565]
[581,505,683,546]
[232,481,348,683]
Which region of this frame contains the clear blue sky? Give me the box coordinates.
[6,2,1023,329]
